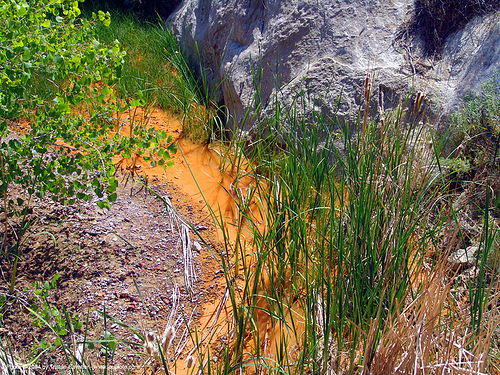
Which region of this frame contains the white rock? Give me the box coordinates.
[193,241,202,252]
[169,1,500,132]
[448,246,478,271]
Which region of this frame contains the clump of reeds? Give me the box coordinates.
[195,73,500,374]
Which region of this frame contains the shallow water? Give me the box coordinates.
[116,108,300,372]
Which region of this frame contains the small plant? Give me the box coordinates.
[27,273,82,359]
[100,330,117,358]
[441,156,471,176]
[449,75,500,145]
[0,0,176,294]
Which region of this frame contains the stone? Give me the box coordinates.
[168,0,500,134]
[104,233,119,243]
[193,241,202,252]
[448,246,478,271]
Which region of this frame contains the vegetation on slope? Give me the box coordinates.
[1,0,499,373]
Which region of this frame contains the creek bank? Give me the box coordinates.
[1,110,234,373]
[1,176,226,372]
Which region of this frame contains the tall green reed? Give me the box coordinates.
[85,8,219,142]
[205,79,486,373]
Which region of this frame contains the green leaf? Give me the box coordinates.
[129,90,144,107]
[22,47,31,61]
[41,19,50,28]
[97,201,109,209]
[52,273,60,287]
[58,328,68,336]
[17,3,28,17]
[40,338,49,349]
[53,54,63,64]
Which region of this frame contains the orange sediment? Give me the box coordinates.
[112,108,265,372]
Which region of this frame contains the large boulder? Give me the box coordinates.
[168,0,500,133]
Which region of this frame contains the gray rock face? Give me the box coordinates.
[168,0,500,133]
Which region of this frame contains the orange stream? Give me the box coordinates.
[113,109,258,239]
[114,109,277,373]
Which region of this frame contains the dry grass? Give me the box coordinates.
[367,258,499,374]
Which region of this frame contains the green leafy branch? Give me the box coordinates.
[0,0,176,293]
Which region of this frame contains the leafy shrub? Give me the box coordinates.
[450,75,500,140]
[441,156,471,176]
[0,0,176,294]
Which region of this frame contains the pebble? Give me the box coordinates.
[119,290,130,298]
[448,246,478,271]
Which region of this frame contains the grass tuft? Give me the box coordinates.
[87,9,218,143]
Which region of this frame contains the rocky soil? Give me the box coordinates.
[0,173,226,374]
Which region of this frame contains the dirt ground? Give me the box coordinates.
[0,111,233,374]
[1,176,228,373]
